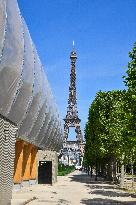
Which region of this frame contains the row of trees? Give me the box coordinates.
[83,42,136,187]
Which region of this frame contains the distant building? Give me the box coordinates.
[59,141,85,166]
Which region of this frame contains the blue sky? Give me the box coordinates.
[18,0,136,140]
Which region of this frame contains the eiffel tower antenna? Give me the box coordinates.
[73,40,75,49]
[63,45,83,143]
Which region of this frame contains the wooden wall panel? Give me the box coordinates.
[22,144,32,181]
[30,146,38,180]
[13,140,24,183]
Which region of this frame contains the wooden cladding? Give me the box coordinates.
[13,140,38,184]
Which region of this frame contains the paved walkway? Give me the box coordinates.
[11,170,136,205]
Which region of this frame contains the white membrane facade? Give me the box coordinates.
[0,0,63,151]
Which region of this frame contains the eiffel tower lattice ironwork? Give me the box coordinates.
[64,43,83,143]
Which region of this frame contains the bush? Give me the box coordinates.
[58,163,75,176]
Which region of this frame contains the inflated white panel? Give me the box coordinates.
[8,20,34,124]
[18,48,42,139]
[0,0,24,116]
[0,0,6,59]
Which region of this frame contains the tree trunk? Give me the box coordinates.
[112,158,117,182]
[101,161,106,178]
[120,155,125,188]
[107,158,112,181]
[87,166,90,175]
[131,162,134,189]
[95,162,98,181]
[90,166,93,177]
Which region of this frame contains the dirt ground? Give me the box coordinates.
[11,170,136,205]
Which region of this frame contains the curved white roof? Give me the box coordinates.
[0,0,63,151]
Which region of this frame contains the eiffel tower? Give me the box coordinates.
[64,42,83,143]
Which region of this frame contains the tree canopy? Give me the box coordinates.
[84,42,136,172]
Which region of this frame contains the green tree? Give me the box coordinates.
[122,42,136,188]
[124,42,136,92]
[84,90,128,181]
[123,42,136,162]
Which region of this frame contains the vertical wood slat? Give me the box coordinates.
[13,140,24,184]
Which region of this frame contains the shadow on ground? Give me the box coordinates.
[57,198,71,205]
[69,172,136,205]
[69,172,112,185]
[80,198,136,205]
[69,172,96,184]
[90,189,136,198]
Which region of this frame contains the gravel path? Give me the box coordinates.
[11,170,136,205]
